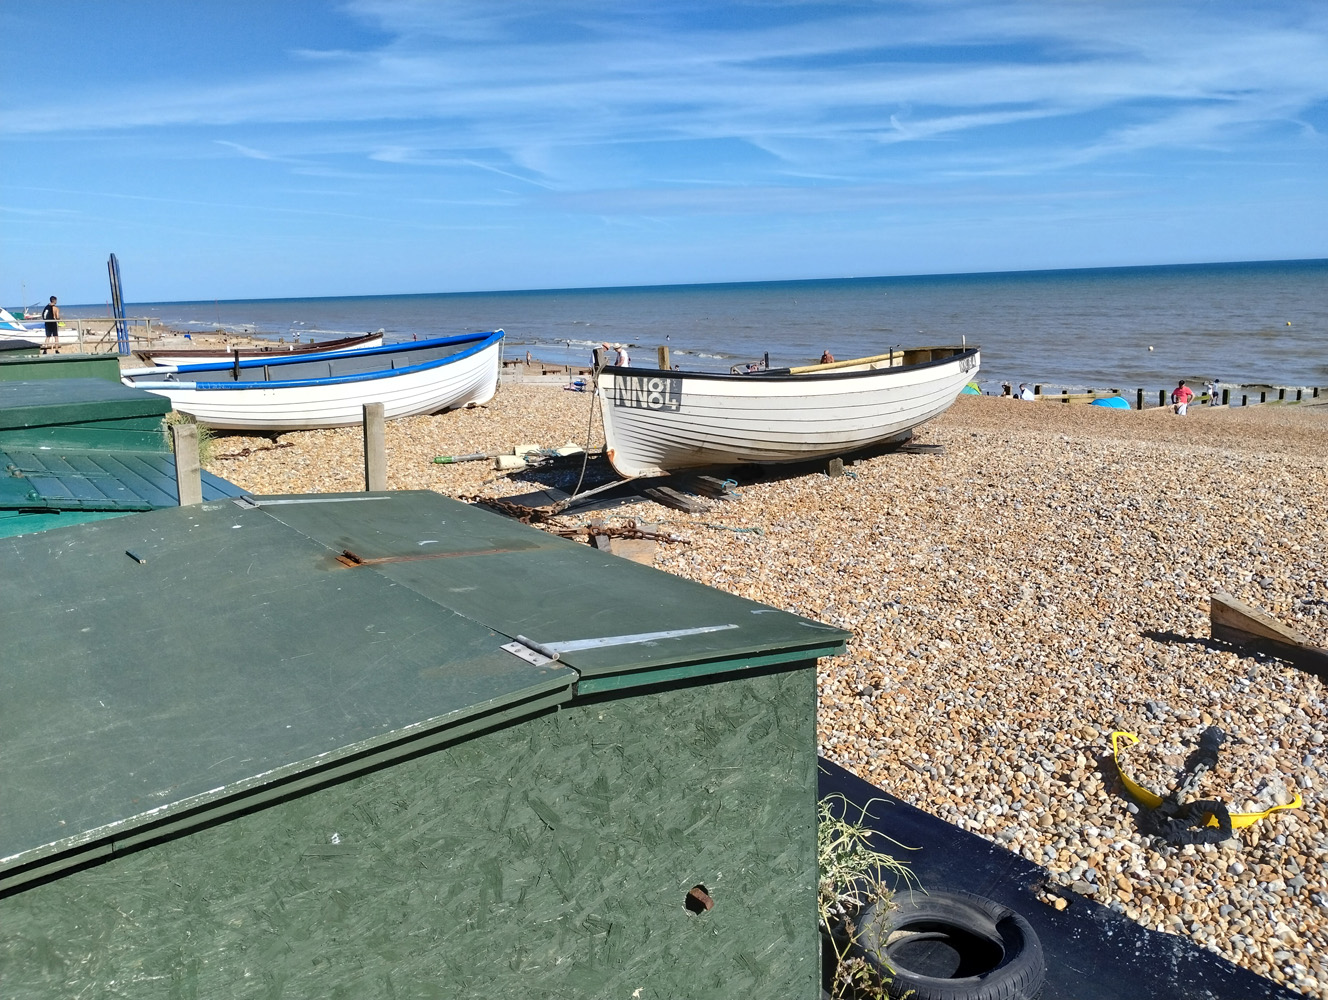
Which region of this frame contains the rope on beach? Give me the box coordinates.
[561,360,606,508]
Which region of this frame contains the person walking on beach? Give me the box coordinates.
[41,296,60,354]
[1171,379,1194,415]
[1206,378,1221,406]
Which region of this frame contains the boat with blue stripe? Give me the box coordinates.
[121,330,504,430]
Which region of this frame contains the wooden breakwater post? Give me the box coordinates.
[363,402,386,491]
[658,345,671,370]
[170,422,203,506]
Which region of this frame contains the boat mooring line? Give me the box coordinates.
[546,624,740,652]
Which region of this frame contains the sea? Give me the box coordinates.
[106,259,1328,394]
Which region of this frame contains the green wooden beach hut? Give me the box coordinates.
[0,376,244,537]
[0,490,849,998]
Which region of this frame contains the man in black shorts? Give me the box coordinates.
[42,296,60,354]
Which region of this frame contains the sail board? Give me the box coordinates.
[108,253,129,354]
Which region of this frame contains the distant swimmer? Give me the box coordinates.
[820,349,835,364]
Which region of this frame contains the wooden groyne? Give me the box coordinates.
[996,384,1324,408]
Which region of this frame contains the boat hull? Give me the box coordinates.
[0,309,78,344]
[122,332,502,431]
[597,346,979,478]
[138,333,384,367]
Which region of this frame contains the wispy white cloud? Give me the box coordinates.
[4,1,1326,190]
[214,140,281,161]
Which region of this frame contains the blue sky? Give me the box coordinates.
[3,1,1326,305]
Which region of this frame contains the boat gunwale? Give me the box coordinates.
[598,345,979,383]
[159,329,503,374]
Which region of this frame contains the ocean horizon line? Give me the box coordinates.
[107,255,1328,311]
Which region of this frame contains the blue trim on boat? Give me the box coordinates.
[131,331,504,391]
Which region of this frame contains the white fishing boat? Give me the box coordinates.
[121,331,503,430]
[136,331,384,367]
[0,308,78,345]
[596,345,979,478]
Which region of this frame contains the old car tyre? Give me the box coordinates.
[853,888,1046,1000]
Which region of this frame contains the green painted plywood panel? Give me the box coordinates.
[0,449,244,510]
[0,353,122,382]
[0,507,131,534]
[0,378,171,431]
[256,491,851,687]
[0,501,575,886]
[0,668,819,1000]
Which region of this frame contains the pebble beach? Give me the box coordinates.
[201,376,1328,996]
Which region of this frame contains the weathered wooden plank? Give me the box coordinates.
[1211,592,1328,677]
[362,401,387,491]
[689,476,739,500]
[171,422,203,505]
[640,485,709,513]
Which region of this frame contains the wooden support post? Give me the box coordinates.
[1242,394,1248,407]
[1297,388,1303,401]
[171,422,203,506]
[363,402,387,491]
[1158,390,1166,407]
[1260,390,1267,403]
[1222,388,1230,405]
[1034,384,1042,396]
[657,345,671,370]
[1136,388,1144,410]
[1279,387,1286,401]
[827,457,844,478]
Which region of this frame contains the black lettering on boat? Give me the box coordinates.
[614,376,682,411]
